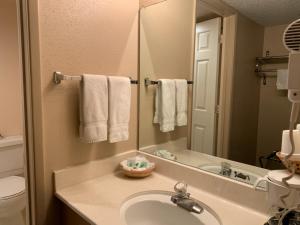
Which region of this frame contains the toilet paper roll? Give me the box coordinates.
[281,130,300,156]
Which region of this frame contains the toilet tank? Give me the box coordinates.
[0,136,24,178]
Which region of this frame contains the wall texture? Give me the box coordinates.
[28,0,139,224]
[140,0,167,8]
[229,13,264,165]
[0,0,23,136]
[256,24,291,168]
[139,0,195,148]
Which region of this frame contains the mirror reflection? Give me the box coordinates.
[139,0,300,185]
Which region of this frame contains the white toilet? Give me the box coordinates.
[0,136,26,225]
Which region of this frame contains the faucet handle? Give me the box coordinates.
[174,181,190,197]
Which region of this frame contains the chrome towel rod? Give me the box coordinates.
[53,71,139,84]
[255,68,278,74]
[144,77,193,87]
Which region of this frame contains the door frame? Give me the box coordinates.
[17,0,36,224]
[194,0,238,158]
[191,18,222,154]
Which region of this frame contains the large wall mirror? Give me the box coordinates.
[139,0,300,185]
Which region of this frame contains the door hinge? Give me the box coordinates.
[215,105,220,114]
[219,34,224,45]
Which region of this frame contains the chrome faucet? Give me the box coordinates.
[220,162,232,177]
[234,171,250,181]
[171,181,203,214]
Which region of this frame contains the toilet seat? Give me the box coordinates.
[0,176,25,200]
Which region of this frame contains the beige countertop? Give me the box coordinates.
[56,171,268,225]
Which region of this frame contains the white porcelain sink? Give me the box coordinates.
[120,191,221,225]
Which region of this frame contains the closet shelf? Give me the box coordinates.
[255,55,289,65]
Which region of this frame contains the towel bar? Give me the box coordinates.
[53,72,139,84]
[144,77,193,87]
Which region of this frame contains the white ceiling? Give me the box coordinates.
[222,0,300,26]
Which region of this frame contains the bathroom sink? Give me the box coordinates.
[199,164,263,186]
[120,190,221,225]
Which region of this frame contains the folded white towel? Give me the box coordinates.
[153,82,160,125]
[153,79,176,132]
[175,79,188,126]
[108,76,131,143]
[276,69,288,90]
[79,74,108,143]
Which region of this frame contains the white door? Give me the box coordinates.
[191,18,222,154]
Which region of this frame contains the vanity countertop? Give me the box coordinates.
[56,171,268,225]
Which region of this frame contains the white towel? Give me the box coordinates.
[153,79,176,132]
[175,79,188,126]
[276,69,288,90]
[79,74,108,143]
[108,76,131,143]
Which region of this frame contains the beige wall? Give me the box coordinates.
[139,0,195,148]
[196,1,219,22]
[228,14,264,165]
[263,24,289,56]
[140,0,167,8]
[256,24,291,168]
[0,0,23,136]
[28,0,139,224]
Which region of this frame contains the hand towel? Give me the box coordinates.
[153,82,161,124]
[79,74,108,143]
[175,79,188,126]
[153,79,176,132]
[108,76,131,143]
[276,69,288,90]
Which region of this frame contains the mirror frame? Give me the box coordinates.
[17,0,36,224]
